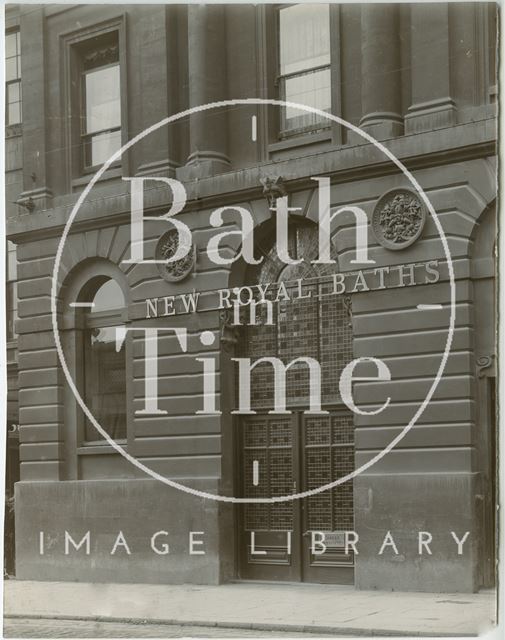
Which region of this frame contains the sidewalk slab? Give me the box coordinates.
[3,580,497,637]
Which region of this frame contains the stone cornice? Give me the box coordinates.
[7,117,497,244]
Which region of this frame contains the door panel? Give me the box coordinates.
[239,415,301,581]
[239,410,355,584]
[301,412,355,584]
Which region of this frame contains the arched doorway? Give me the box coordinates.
[235,218,355,584]
[472,202,497,588]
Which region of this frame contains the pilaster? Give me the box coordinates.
[135,5,180,178]
[177,4,230,180]
[405,3,457,134]
[18,5,53,212]
[360,5,403,139]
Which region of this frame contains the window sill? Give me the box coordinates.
[77,440,127,455]
[268,130,332,155]
[72,166,123,191]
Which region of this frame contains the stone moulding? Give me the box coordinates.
[476,354,495,378]
[372,187,427,251]
[155,228,196,282]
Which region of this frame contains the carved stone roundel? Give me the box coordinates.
[155,229,195,282]
[372,187,427,250]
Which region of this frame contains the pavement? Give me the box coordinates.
[3,580,497,637]
[3,618,325,638]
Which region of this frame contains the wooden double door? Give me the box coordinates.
[238,410,355,584]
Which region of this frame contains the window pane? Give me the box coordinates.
[6,281,17,340]
[8,102,21,126]
[5,57,17,82]
[85,64,121,134]
[85,129,122,167]
[7,241,17,281]
[7,81,20,103]
[282,69,331,133]
[91,279,125,313]
[84,326,126,441]
[82,32,118,71]
[6,81,22,126]
[5,32,18,59]
[279,4,330,75]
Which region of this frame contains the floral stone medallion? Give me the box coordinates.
[372,188,427,250]
[155,229,196,282]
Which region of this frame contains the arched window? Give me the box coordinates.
[61,260,131,479]
[78,277,126,442]
[239,220,353,409]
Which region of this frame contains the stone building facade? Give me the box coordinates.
[5,3,497,592]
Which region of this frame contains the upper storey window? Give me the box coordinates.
[6,30,21,126]
[278,4,331,137]
[80,31,121,170]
